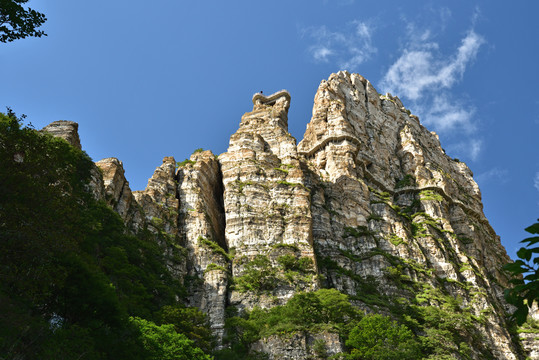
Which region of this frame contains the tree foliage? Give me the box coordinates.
[0,110,207,359]
[0,0,46,43]
[217,289,361,359]
[346,314,421,360]
[131,317,212,360]
[159,305,215,353]
[504,219,539,325]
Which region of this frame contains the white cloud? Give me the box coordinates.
[476,167,508,184]
[421,94,476,133]
[381,30,484,101]
[469,139,482,161]
[302,21,377,70]
[312,47,333,62]
[534,172,539,192]
[447,138,483,162]
[379,23,485,148]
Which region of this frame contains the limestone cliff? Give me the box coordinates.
[42,72,534,359]
[297,72,518,359]
[219,90,318,311]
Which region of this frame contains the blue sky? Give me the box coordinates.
[2,0,538,260]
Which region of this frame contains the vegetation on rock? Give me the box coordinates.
[504,219,539,325]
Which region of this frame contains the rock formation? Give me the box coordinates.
[219,90,318,311]
[298,72,517,359]
[176,150,228,343]
[42,72,536,359]
[41,120,81,149]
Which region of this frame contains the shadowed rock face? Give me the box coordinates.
[43,72,532,359]
[95,157,145,233]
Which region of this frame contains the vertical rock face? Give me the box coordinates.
[133,156,180,236]
[95,157,145,233]
[41,120,82,149]
[251,331,344,360]
[42,71,528,359]
[219,90,317,311]
[298,71,517,359]
[176,150,228,344]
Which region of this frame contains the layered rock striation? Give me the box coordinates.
[219,90,317,311]
[176,150,228,343]
[298,72,517,359]
[42,72,530,359]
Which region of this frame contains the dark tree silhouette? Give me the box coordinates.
[504,219,539,325]
[0,0,46,43]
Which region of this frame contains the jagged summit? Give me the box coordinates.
[252,89,291,106]
[41,120,81,149]
[41,72,535,359]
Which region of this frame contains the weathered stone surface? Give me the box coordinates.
[298,71,518,359]
[95,157,145,233]
[41,120,81,149]
[220,90,317,311]
[521,305,539,360]
[251,331,344,360]
[133,156,179,236]
[177,150,228,344]
[41,120,105,200]
[41,71,527,360]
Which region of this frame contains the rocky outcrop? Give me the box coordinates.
[42,71,526,360]
[176,150,228,344]
[95,157,145,232]
[219,90,317,311]
[251,331,344,360]
[133,156,179,236]
[298,71,517,359]
[41,120,81,149]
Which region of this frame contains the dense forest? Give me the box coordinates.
[0,111,212,359]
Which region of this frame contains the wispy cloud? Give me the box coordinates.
[301,12,485,162]
[380,23,485,160]
[418,95,476,133]
[381,30,484,101]
[534,172,539,192]
[476,167,508,184]
[301,21,377,70]
[448,139,483,162]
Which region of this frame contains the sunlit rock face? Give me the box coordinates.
[133,156,180,236]
[176,150,228,345]
[298,71,517,359]
[219,90,318,311]
[44,71,527,359]
[41,120,81,149]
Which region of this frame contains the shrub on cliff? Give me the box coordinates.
[346,314,421,360]
[131,317,212,360]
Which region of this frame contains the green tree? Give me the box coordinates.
[504,219,539,325]
[0,110,190,359]
[346,314,421,360]
[0,0,46,42]
[131,317,212,360]
[159,305,215,353]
